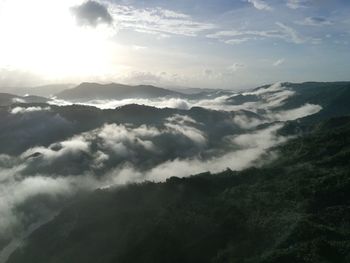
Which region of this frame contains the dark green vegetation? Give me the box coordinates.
[282,82,350,122]
[8,115,350,263]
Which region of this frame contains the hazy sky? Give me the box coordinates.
[0,0,349,89]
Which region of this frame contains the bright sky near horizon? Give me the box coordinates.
[0,0,349,89]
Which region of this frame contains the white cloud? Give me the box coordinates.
[247,0,273,11]
[276,22,304,44]
[49,83,323,120]
[268,103,322,121]
[10,106,51,114]
[0,82,327,257]
[22,136,90,163]
[265,89,296,108]
[286,0,309,9]
[244,82,284,96]
[0,170,98,257]
[104,123,286,184]
[273,58,285,66]
[132,45,148,51]
[224,37,252,45]
[109,5,215,37]
[233,114,264,129]
[165,115,207,146]
[207,22,304,45]
[52,97,192,110]
[207,30,264,39]
[144,124,286,182]
[296,17,333,26]
[97,123,160,154]
[228,63,245,73]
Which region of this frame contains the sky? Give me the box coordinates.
[0,0,349,89]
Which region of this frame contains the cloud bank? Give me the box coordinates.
[0,83,324,259]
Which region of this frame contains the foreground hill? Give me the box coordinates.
[7,115,350,263]
[56,82,182,101]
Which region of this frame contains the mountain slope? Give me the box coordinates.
[223,82,350,128]
[282,82,350,121]
[0,103,258,156]
[0,93,48,106]
[56,82,182,101]
[7,115,350,263]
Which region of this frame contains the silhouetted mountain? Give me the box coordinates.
[56,82,182,101]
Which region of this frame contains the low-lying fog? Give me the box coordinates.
[0,83,322,261]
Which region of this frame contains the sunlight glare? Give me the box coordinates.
[0,0,119,81]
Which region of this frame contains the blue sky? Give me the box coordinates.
[0,0,349,89]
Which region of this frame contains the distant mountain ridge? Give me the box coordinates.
[56,82,182,101]
[0,84,73,97]
[0,93,48,106]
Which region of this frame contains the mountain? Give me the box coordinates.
[226,81,350,122]
[0,93,48,106]
[0,84,73,97]
[56,82,182,101]
[0,93,18,106]
[282,82,350,122]
[7,115,350,263]
[2,81,350,263]
[0,103,259,177]
[167,86,226,94]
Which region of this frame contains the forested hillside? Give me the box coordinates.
[8,116,350,263]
